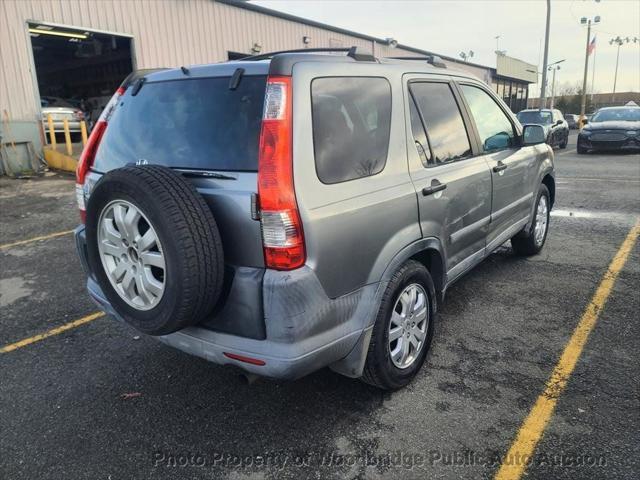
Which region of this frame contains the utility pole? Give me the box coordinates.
[579,16,599,128]
[612,41,621,103]
[540,0,551,109]
[590,41,597,101]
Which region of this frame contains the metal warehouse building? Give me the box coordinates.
[0,0,536,171]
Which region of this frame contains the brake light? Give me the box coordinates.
[223,352,266,366]
[76,86,125,222]
[257,76,305,270]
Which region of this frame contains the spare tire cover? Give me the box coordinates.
[85,165,224,335]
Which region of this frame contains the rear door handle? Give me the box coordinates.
[493,162,508,173]
[422,180,447,196]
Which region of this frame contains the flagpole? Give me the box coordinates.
[579,19,594,129]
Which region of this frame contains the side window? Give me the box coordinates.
[311,77,391,184]
[408,95,432,167]
[460,84,516,153]
[409,82,472,165]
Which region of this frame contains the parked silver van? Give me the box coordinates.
[75,48,554,390]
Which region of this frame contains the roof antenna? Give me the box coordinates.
[180,66,190,75]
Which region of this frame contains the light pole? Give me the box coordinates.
[547,59,565,109]
[579,16,600,128]
[609,36,639,104]
[540,0,551,108]
[459,50,474,62]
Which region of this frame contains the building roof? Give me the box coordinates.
[218,0,504,74]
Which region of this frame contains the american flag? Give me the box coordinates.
[588,36,596,56]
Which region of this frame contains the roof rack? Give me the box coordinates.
[238,46,377,62]
[385,55,447,69]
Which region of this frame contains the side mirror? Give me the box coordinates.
[484,132,511,151]
[555,119,563,126]
[523,124,546,146]
[582,118,589,125]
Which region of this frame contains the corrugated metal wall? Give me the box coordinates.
[0,0,493,124]
[1,0,375,122]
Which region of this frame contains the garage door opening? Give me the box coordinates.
[29,23,133,143]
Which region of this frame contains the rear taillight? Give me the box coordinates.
[76,86,125,222]
[257,76,305,270]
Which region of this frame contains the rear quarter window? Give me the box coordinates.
[94,75,267,172]
[311,77,391,184]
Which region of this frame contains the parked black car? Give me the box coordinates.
[517,109,569,149]
[564,113,579,129]
[577,106,640,154]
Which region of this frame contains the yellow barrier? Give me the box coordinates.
[47,114,56,149]
[62,118,72,155]
[80,120,88,146]
[43,114,85,172]
[43,147,77,173]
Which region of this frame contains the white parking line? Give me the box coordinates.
[552,209,638,223]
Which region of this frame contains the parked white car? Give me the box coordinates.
[41,96,84,134]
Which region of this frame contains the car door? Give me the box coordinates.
[456,82,537,250]
[547,110,557,145]
[405,77,492,281]
[555,110,568,142]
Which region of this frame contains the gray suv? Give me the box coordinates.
[75,48,554,390]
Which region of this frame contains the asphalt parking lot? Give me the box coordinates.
[1,132,639,480]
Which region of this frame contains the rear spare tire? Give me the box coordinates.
[85,165,224,335]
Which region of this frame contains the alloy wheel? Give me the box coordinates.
[97,200,166,310]
[388,283,429,369]
[534,195,549,247]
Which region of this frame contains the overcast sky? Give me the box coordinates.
[253,0,640,95]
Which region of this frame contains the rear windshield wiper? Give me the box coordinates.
[131,77,146,96]
[228,68,245,90]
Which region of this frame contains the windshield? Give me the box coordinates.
[591,108,640,123]
[94,75,267,172]
[517,111,553,125]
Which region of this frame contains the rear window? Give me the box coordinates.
[94,75,267,172]
[517,110,552,125]
[311,77,391,184]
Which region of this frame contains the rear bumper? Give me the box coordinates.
[75,225,379,380]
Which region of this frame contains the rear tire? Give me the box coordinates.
[85,165,224,335]
[362,260,435,390]
[511,184,550,256]
[577,144,587,154]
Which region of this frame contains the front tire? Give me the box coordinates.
[362,260,436,390]
[559,134,568,149]
[577,143,587,154]
[511,184,550,256]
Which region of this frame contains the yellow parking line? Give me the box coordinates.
[0,312,105,353]
[494,220,640,480]
[0,230,74,250]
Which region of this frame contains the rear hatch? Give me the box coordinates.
[90,64,268,268]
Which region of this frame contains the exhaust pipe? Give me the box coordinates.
[239,372,260,385]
